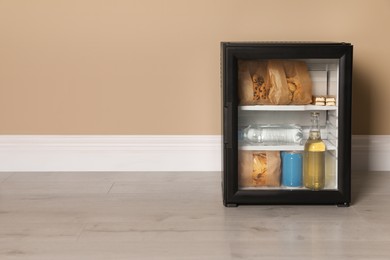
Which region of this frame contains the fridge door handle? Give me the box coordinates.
[223,102,232,147]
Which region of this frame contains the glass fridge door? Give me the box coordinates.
[222,42,352,206]
[237,59,339,191]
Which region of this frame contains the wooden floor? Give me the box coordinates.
[0,171,390,259]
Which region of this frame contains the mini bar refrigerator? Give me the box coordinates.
[221,42,353,207]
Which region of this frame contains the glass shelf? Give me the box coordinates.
[238,140,336,151]
[239,105,337,111]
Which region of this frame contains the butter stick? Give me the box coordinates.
[325,95,336,106]
[312,95,326,105]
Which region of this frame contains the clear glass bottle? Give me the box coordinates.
[303,112,326,190]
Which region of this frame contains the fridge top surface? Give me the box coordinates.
[221,41,352,47]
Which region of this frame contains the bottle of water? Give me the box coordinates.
[239,124,303,145]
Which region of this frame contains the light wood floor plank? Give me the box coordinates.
[0,171,389,259]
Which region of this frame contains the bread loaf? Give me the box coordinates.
[268,60,292,105]
[238,60,270,105]
[238,60,255,105]
[251,61,270,103]
[238,60,312,105]
[283,61,313,104]
[239,151,281,187]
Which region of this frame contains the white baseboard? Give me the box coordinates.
[0,135,222,171]
[351,135,390,172]
[0,135,388,172]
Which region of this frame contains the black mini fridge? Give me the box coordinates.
[221,42,353,207]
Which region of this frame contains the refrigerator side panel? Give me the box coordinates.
[337,45,353,206]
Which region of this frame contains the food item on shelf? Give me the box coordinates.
[312,95,336,106]
[252,67,270,102]
[268,60,292,105]
[239,124,303,145]
[238,60,271,105]
[312,95,326,106]
[238,60,256,105]
[283,61,313,104]
[325,95,336,106]
[238,60,313,105]
[239,151,281,187]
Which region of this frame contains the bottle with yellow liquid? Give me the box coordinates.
[304,112,326,190]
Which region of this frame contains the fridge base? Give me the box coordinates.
[225,203,238,207]
[337,202,350,207]
[223,203,350,207]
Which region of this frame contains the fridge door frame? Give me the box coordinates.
[221,42,353,206]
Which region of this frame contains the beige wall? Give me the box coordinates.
[0,0,389,135]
